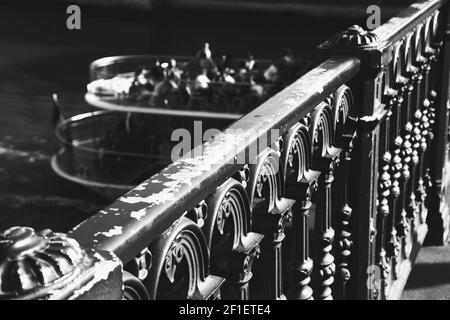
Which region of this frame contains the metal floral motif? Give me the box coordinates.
[149,217,225,300]
[164,235,185,283]
[253,153,280,212]
[334,25,379,47]
[0,227,93,299]
[284,124,310,186]
[216,195,233,235]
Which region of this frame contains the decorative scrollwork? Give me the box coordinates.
[216,200,231,236]
[332,85,354,145]
[206,180,251,249]
[310,102,334,163]
[281,122,311,191]
[204,178,263,299]
[147,217,224,300]
[164,235,186,283]
[248,148,281,214]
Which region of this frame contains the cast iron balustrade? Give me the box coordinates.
[0,0,449,300]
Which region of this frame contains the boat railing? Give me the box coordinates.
[54,110,164,159]
[90,55,194,81]
[89,54,274,81]
[86,52,304,117]
[1,0,449,300]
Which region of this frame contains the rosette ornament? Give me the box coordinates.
[335,25,379,47]
[0,226,122,300]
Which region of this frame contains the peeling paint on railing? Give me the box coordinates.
[94,226,123,238]
[130,207,148,221]
[71,253,120,298]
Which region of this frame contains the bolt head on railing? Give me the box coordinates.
[0,226,123,300]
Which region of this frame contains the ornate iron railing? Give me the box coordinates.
[1,0,449,300]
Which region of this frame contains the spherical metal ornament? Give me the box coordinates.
[383,151,392,163]
[405,122,413,133]
[391,181,401,198]
[414,109,422,120]
[0,227,93,300]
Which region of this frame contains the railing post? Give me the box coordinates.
[313,164,337,300]
[333,150,353,300]
[318,25,389,299]
[426,3,450,245]
[204,178,263,300]
[0,226,123,300]
[247,148,293,300]
[281,122,318,300]
[287,184,316,300]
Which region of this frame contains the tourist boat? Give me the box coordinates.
[51,44,305,200]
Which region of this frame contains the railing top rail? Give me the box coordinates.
[69,56,360,263]
[372,0,446,44]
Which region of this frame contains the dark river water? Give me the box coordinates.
[0,3,361,232]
